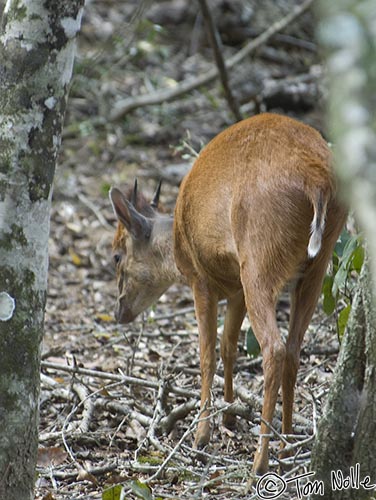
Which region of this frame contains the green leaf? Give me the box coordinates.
[322,275,336,315]
[246,326,260,358]
[334,228,351,258]
[130,480,153,500]
[332,235,364,295]
[351,245,364,273]
[338,304,351,340]
[332,262,347,296]
[102,484,123,500]
[341,236,358,269]
[331,251,339,272]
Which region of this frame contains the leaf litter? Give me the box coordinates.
[38,1,341,498]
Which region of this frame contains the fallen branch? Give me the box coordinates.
[41,360,198,399]
[37,461,118,479]
[72,382,95,434]
[110,0,315,120]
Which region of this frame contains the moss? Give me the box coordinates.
[0,149,13,174]
[4,1,27,23]
[0,180,7,200]
[0,224,28,251]
[12,224,28,247]
[20,126,57,202]
[14,4,27,21]
[0,266,44,379]
[138,454,164,466]
[29,13,42,21]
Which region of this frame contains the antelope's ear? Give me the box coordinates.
[109,187,152,240]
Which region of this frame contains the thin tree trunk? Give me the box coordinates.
[0,1,84,498]
[312,1,376,498]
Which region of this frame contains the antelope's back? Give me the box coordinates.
[173,114,336,291]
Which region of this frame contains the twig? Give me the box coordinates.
[124,320,145,376]
[214,373,263,412]
[109,415,128,449]
[260,416,288,445]
[308,386,319,435]
[197,0,242,121]
[135,371,170,459]
[161,400,199,434]
[97,399,151,427]
[37,461,119,479]
[152,298,226,321]
[72,382,95,433]
[41,360,199,399]
[216,374,312,428]
[110,0,315,120]
[281,434,315,455]
[59,379,111,463]
[77,192,113,231]
[145,407,206,482]
[193,443,221,500]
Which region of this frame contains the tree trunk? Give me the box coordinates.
[312,1,376,498]
[0,1,84,498]
[311,262,376,499]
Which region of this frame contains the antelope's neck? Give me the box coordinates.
[153,216,185,285]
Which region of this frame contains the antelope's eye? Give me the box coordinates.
[113,253,121,266]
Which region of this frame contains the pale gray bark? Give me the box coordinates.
[0,1,84,498]
[312,1,376,498]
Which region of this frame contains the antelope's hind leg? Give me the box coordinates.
[220,291,246,429]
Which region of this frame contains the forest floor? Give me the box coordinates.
[36,1,341,499]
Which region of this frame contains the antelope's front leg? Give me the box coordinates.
[192,280,218,449]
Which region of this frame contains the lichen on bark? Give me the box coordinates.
[0,1,84,498]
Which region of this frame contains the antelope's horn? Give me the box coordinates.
[151,180,162,209]
[131,178,138,206]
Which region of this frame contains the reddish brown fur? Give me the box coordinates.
[173,114,347,474]
[110,113,347,475]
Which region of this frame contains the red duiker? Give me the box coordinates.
[110,113,347,474]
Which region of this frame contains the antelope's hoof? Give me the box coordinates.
[194,423,211,450]
[252,450,269,476]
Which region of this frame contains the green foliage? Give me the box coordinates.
[135,19,165,44]
[65,119,96,138]
[129,20,169,63]
[102,484,123,500]
[322,228,364,339]
[102,481,163,500]
[246,326,261,358]
[101,182,112,198]
[129,480,156,500]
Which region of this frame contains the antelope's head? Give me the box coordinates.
[109,181,177,323]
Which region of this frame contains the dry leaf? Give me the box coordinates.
[96,313,114,322]
[68,247,82,266]
[37,447,68,467]
[77,468,98,485]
